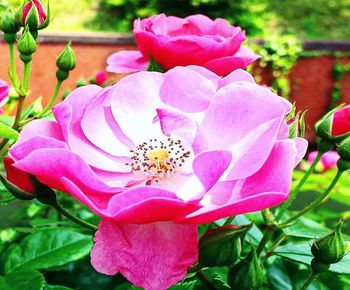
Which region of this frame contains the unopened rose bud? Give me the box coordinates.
[2,157,35,200]
[17,26,37,63]
[94,70,108,86]
[17,0,49,31]
[311,220,345,265]
[0,9,20,43]
[315,105,350,143]
[56,42,77,81]
[199,224,251,267]
[228,246,264,290]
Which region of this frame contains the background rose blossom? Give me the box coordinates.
[107,14,259,75]
[7,66,306,290]
[307,150,340,172]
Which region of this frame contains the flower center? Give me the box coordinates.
[126,138,191,183]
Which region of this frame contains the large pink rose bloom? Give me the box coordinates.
[8,67,306,290]
[107,14,259,75]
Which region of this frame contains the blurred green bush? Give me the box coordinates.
[1,0,350,39]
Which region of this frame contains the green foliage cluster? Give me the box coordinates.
[251,35,303,99]
[2,0,350,40]
[91,0,272,36]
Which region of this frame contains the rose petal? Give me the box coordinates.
[54,86,130,172]
[111,71,165,145]
[203,47,260,76]
[219,68,256,88]
[192,150,232,191]
[156,108,198,145]
[81,86,133,157]
[107,50,149,73]
[183,139,297,224]
[14,149,126,194]
[160,67,216,113]
[3,157,35,193]
[91,220,198,290]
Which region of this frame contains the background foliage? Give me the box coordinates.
[1,0,350,39]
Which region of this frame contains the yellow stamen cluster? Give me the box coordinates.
[126,137,191,182]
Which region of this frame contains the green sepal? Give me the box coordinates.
[228,246,264,290]
[199,224,251,267]
[29,175,57,206]
[0,174,35,200]
[25,3,41,30]
[337,137,350,162]
[147,56,164,72]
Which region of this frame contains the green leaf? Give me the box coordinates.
[283,217,331,238]
[0,115,15,126]
[169,281,197,290]
[5,229,93,273]
[0,270,45,290]
[146,56,164,72]
[45,285,74,290]
[0,121,18,140]
[274,242,350,274]
[266,257,293,290]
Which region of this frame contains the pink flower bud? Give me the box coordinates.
[18,0,49,30]
[315,105,350,142]
[331,105,350,136]
[3,157,35,194]
[95,71,108,86]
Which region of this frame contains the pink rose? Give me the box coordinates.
[107,14,259,75]
[9,67,306,290]
[307,150,340,172]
